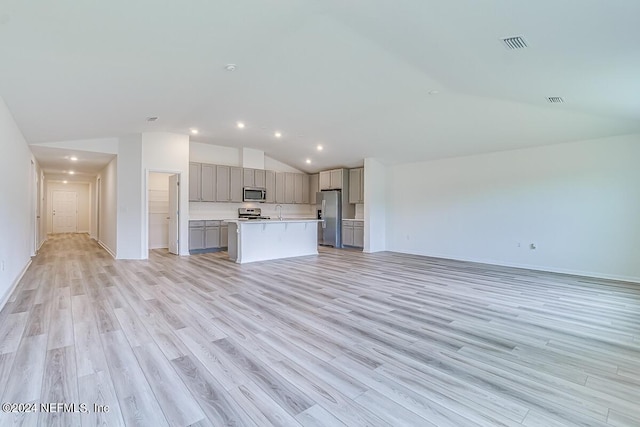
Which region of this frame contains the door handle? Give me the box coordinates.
[321,200,326,229]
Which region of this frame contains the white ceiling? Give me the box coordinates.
[1,0,639,172]
[29,145,115,176]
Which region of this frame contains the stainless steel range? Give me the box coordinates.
[238,207,270,220]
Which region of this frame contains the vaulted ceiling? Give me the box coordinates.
[1,0,639,172]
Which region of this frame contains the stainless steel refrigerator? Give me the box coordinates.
[317,190,342,247]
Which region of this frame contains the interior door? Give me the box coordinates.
[168,174,179,255]
[52,191,77,233]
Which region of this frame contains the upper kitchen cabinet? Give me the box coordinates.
[189,162,201,201]
[215,165,242,202]
[243,168,255,187]
[265,170,276,203]
[284,173,295,204]
[309,174,319,204]
[349,168,364,204]
[254,169,266,188]
[319,168,346,190]
[216,166,230,201]
[301,174,310,204]
[201,164,217,202]
[243,168,266,188]
[275,172,286,203]
[230,167,243,202]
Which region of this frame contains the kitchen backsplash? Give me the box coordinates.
[355,203,364,219]
[190,202,315,220]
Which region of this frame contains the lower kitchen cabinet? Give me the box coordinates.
[342,220,364,249]
[189,220,229,253]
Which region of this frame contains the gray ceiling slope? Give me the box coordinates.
[1,0,639,172]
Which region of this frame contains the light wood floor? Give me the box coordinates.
[1,234,639,426]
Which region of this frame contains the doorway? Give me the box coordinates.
[146,171,180,256]
[52,191,78,233]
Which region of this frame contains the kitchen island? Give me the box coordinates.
[225,219,322,264]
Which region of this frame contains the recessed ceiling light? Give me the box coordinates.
[190,129,199,134]
[306,159,311,164]
[70,156,78,161]
[69,171,75,175]
[316,145,323,151]
[274,132,282,138]
[225,64,237,71]
[237,122,245,129]
[63,180,68,184]
[146,116,158,122]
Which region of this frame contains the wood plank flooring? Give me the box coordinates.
[0,233,639,426]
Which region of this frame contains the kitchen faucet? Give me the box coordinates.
[276,204,283,220]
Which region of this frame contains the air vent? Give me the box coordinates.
[146,116,158,122]
[546,97,565,104]
[501,36,528,50]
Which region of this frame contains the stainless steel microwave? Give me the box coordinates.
[243,187,266,202]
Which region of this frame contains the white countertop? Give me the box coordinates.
[344,218,364,222]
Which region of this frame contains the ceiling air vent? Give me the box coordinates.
[146,116,159,122]
[546,97,565,104]
[501,36,528,50]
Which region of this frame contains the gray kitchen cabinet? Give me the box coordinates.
[342,220,363,248]
[285,173,295,204]
[189,162,201,201]
[320,169,345,190]
[349,168,364,204]
[294,173,304,204]
[190,220,228,252]
[205,227,220,248]
[301,174,310,204]
[309,174,319,204]
[189,221,205,250]
[330,169,343,189]
[353,222,364,248]
[265,170,276,203]
[254,169,266,188]
[275,172,285,203]
[230,167,243,202]
[216,166,230,201]
[342,222,354,246]
[243,168,266,189]
[319,171,331,190]
[220,225,228,247]
[201,164,216,202]
[243,168,255,187]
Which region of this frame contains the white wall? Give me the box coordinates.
[190,141,241,165]
[264,155,303,173]
[142,132,190,256]
[97,157,117,257]
[386,134,640,282]
[116,135,143,259]
[0,96,37,307]
[242,148,265,169]
[364,158,387,253]
[46,181,91,233]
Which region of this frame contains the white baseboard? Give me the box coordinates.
[0,259,32,312]
[98,240,116,259]
[37,238,46,251]
[392,250,640,284]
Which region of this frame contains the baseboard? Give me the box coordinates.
[98,240,116,259]
[37,238,46,251]
[0,259,32,312]
[391,249,640,284]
